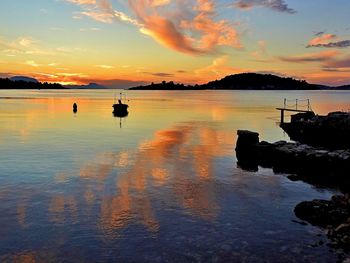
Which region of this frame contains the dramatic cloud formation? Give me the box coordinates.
[66,0,242,55]
[233,0,296,13]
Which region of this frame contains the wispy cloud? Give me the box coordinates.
[25,60,41,67]
[142,72,174,77]
[306,33,350,48]
[95,64,114,69]
[80,27,101,31]
[71,0,140,25]
[308,40,350,48]
[65,0,96,5]
[279,50,340,63]
[307,34,336,47]
[233,0,296,14]
[324,55,350,68]
[195,55,245,80]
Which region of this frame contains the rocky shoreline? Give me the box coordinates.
[235,130,350,188]
[295,195,350,253]
[281,111,350,149]
[235,128,350,255]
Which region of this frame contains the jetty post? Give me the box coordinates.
[280,109,285,123]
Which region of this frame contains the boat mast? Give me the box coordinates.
[114,89,116,104]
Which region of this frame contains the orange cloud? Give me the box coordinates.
[68,0,242,55]
[132,0,241,54]
[66,0,96,5]
[307,34,336,47]
[138,14,203,55]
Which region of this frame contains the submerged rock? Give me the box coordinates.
[294,194,350,251]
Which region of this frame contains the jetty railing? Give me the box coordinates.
[283,98,312,112]
[277,98,313,123]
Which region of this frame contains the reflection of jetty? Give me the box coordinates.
[276,98,313,123]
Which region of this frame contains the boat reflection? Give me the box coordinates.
[113,111,129,128]
[113,111,128,118]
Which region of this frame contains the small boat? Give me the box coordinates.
[113,93,129,117]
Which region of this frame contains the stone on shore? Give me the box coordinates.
[281,111,350,149]
[294,194,350,251]
[235,130,350,188]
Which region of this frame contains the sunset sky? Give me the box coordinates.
[1,0,350,87]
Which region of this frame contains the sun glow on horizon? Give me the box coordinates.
[1,0,350,86]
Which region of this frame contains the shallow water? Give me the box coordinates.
[0,90,349,262]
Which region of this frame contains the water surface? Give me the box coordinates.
[0,90,349,262]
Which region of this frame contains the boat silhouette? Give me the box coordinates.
[113,93,129,116]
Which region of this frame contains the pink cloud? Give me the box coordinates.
[307,34,337,47]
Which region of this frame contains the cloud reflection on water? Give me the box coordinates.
[45,121,234,236]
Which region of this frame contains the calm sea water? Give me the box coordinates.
[0,90,349,262]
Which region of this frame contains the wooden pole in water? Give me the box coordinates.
[281,109,285,124]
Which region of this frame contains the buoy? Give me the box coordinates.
[73,103,78,113]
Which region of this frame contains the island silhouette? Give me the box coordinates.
[1,73,350,90]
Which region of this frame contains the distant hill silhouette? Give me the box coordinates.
[131,81,195,90]
[1,73,347,90]
[130,73,325,90]
[65,82,106,89]
[203,73,318,90]
[0,78,65,89]
[10,76,39,83]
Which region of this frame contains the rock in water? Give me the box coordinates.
[236,130,260,171]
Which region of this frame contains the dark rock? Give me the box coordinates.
[236,130,260,171]
[281,111,350,149]
[291,112,315,122]
[235,129,350,189]
[294,200,348,228]
[294,194,350,251]
[236,130,259,149]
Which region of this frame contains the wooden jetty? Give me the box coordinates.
[276,98,313,123]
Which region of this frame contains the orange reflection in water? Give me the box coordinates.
[47,122,233,236]
[9,115,234,238]
[48,195,78,224]
[10,253,36,263]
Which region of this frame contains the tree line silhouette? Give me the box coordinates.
[130,73,321,90]
[0,78,65,89]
